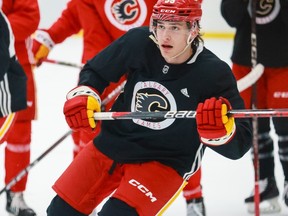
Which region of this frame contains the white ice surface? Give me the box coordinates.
[1,37,288,216]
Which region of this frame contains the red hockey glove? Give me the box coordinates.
[196,97,236,146]
[63,86,101,132]
[32,30,55,66]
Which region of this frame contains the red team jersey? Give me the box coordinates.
[46,0,156,63]
[2,0,39,66]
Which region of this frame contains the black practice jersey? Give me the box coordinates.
[221,0,288,67]
[79,27,252,178]
[0,11,27,117]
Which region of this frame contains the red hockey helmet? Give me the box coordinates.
[151,0,202,24]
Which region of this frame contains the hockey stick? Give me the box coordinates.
[101,80,126,110]
[93,109,288,120]
[41,58,83,69]
[0,80,126,196]
[251,0,260,215]
[237,63,264,92]
[0,130,72,195]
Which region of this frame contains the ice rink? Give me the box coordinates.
[1,36,288,216]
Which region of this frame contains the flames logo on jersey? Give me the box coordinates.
[248,0,280,24]
[105,0,147,31]
[113,0,138,23]
[131,81,177,130]
[135,93,169,112]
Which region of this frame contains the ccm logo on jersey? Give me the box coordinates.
[128,179,157,202]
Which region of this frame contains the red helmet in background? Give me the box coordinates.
[151,0,202,24]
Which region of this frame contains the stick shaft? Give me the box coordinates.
[251,0,260,214]
[93,109,288,120]
[42,58,83,69]
[0,130,72,195]
[101,81,126,108]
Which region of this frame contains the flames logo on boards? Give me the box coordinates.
[131,81,177,130]
[105,0,147,31]
[248,0,280,24]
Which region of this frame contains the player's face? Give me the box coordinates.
[156,21,192,64]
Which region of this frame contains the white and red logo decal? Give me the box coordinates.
[105,0,147,31]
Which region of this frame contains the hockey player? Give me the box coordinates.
[32,0,206,215]
[1,0,40,216]
[45,0,252,215]
[221,0,288,214]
